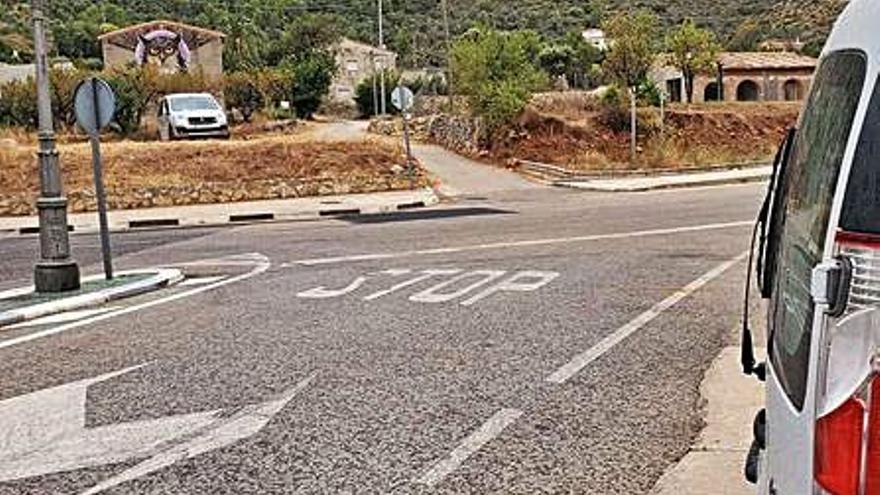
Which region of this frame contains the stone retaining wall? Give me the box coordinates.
[369,114,484,155]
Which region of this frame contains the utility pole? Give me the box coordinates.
[629,86,637,164]
[441,0,455,112]
[378,0,387,115]
[31,0,80,293]
[371,52,379,116]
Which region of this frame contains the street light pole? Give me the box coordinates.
[371,52,379,117]
[441,0,455,112]
[31,0,80,293]
[378,0,387,115]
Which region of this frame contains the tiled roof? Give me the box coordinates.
[98,20,225,41]
[718,52,817,70]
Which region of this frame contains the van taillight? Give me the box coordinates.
[816,397,863,495]
[837,231,880,313]
[813,232,880,494]
[867,379,880,494]
[815,378,880,495]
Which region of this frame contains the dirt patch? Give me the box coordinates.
[490,102,800,171]
[0,134,427,217]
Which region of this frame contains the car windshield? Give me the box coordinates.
[169,96,219,112]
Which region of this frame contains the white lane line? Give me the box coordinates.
[0,256,270,351]
[5,307,121,330]
[286,221,752,267]
[177,276,227,287]
[546,251,749,384]
[416,408,523,487]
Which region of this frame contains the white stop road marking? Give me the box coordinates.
[296,268,560,306]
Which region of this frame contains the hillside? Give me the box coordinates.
[763,0,848,53]
[0,0,846,67]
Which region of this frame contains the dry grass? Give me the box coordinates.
[497,100,801,171]
[0,133,426,216]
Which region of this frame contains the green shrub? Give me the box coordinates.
[225,72,264,122]
[0,78,38,128]
[256,69,294,108]
[0,68,87,130]
[598,85,661,134]
[150,70,219,97]
[103,65,153,135]
[287,51,336,119]
[354,70,400,118]
[451,27,548,132]
[50,68,85,128]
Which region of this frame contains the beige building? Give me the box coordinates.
[98,20,225,79]
[330,37,398,102]
[652,52,818,104]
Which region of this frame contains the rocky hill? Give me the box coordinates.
[763,0,848,53]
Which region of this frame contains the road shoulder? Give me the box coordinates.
[651,346,764,495]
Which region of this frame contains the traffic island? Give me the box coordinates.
[0,269,182,328]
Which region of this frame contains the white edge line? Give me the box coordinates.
[6,307,122,330]
[0,259,270,351]
[288,221,753,267]
[546,250,749,384]
[415,408,523,487]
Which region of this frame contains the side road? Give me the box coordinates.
[651,346,764,495]
[305,120,541,197]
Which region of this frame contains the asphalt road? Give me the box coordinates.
[0,181,763,494]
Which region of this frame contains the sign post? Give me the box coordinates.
[629,86,637,164]
[74,77,116,280]
[391,85,416,183]
[659,90,666,143]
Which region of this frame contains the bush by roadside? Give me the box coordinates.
[0,63,333,137]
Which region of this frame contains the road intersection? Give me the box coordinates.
[0,172,762,493]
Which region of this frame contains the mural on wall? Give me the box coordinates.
[100,21,226,78]
[134,30,191,73]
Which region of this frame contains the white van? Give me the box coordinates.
[743,1,880,493]
[156,93,230,141]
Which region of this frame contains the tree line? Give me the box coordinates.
[1,0,833,70]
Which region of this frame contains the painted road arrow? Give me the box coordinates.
[0,365,315,494]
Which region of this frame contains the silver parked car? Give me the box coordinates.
[157,93,230,141]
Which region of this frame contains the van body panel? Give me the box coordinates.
[760,38,872,491]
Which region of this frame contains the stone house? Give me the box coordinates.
[651,52,818,103]
[582,29,608,51]
[98,20,225,79]
[330,37,398,103]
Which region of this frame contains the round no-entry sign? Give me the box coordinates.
[74,77,116,135]
[391,86,414,112]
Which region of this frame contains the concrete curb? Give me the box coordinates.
[0,268,183,328]
[557,167,771,193]
[0,189,440,238]
[514,158,769,182]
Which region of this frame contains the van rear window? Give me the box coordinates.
[842,76,880,234]
[771,50,867,411]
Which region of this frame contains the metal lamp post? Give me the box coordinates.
[31,0,80,292]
